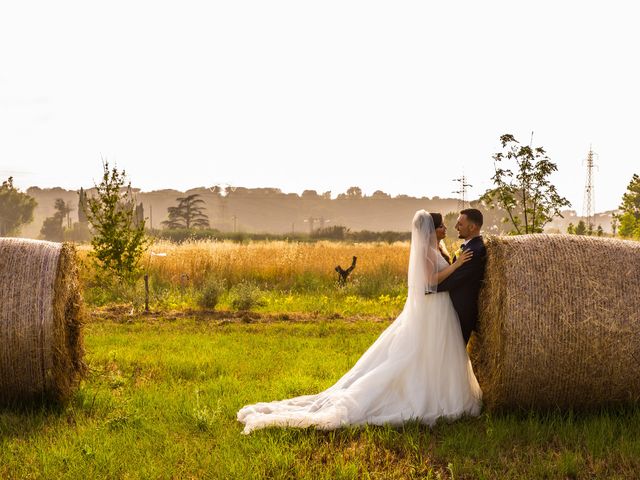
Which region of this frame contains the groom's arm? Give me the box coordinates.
[437,247,485,292]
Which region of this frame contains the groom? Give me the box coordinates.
[437,208,486,345]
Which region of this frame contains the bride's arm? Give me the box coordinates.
[436,250,473,283]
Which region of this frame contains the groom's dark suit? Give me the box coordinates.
[437,236,486,345]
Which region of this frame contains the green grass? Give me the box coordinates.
[84,282,408,318]
[2,317,640,479]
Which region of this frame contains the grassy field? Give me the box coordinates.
[2,316,639,479]
[78,240,415,314]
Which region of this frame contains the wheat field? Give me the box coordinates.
[145,240,411,285]
[79,239,460,284]
[76,239,463,313]
[78,240,410,289]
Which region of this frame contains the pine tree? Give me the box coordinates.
[575,220,587,235]
[78,187,88,223]
[162,194,209,229]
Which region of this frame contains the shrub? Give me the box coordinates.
[197,277,226,310]
[229,281,265,311]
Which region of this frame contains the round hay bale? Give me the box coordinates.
[0,238,85,406]
[470,234,640,410]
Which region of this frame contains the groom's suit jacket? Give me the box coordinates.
[437,236,486,345]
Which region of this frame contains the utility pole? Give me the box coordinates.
[583,146,597,233]
[304,216,315,234]
[231,215,237,233]
[453,175,472,210]
[304,216,329,234]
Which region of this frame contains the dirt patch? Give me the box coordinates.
[88,306,393,325]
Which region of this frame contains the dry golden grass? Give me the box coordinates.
[77,238,463,312]
[78,240,417,286]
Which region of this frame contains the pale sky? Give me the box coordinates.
[1,1,638,213]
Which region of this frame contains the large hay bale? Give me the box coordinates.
[0,238,85,406]
[470,234,640,410]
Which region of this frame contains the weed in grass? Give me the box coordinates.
[229,280,266,311]
[191,389,221,432]
[197,276,226,310]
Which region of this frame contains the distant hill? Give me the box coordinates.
[21,186,463,238]
[19,186,617,239]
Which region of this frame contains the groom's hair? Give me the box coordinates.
[460,208,483,227]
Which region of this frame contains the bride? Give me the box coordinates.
[237,210,482,434]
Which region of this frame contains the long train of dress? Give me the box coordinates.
[237,279,482,434]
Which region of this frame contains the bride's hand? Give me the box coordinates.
[454,250,473,268]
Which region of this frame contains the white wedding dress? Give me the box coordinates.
[237,211,482,434]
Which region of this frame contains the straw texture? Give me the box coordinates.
[470,234,640,410]
[0,238,85,406]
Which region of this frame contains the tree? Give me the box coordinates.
[574,220,587,235]
[162,194,210,229]
[40,198,71,241]
[596,225,604,236]
[371,190,391,199]
[57,198,72,229]
[0,177,37,236]
[617,173,640,238]
[311,225,349,240]
[85,161,148,280]
[337,187,363,200]
[346,186,363,198]
[301,190,319,199]
[567,222,575,234]
[611,216,619,236]
[61,189,92,243]
[78,187,89,223]
[480,134,571,234]
[134,202,144,226]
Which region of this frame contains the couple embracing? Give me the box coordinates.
[238,209,487,434]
